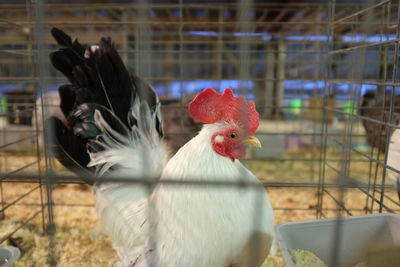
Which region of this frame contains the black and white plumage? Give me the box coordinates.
[47,27,164,179]
[47,28,274,267]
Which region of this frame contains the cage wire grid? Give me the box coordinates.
[0,0,399,265]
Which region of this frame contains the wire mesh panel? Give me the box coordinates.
[0,0,48,255]
[318,0,400,219]
[0,0,399,266]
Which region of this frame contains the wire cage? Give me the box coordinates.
[0,0,399,266]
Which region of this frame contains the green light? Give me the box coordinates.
[0,96,7,113]
[289,98,303,115]
[344,101,357,115]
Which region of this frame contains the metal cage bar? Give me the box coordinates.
[0,0,399,265]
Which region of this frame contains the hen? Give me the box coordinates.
[47,28,274,267]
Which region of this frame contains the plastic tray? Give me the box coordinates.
[275,213,400,267]
[0,246,20,267]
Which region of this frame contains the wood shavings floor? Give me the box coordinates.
[0,150,398,266]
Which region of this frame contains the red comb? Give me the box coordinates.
[189,88,259,135]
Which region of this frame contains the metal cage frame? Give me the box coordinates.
[0,0,399,265]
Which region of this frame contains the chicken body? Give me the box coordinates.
[95,122,274,267]
[151,123,274,267]
[47,28,274,267]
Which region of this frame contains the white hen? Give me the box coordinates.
[47,28,274,267]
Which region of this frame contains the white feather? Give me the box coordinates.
[214,135,224,142]
[88,98,168,179]
[87,97,168,263]
[85,45,100,58]
[387,123,400,192]
[95,122,275,267]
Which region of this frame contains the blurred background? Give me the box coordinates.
[0,0,399,266]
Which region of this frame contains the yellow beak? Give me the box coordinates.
[243,136,262,148]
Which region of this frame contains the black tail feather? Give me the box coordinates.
[51,27,73,48]
[81,37,140,127]
[58,84,76,117]
[50,51,76,82]
[47,27,163,180]
[51,27,86,60]
[50,28,86,83]
[45,117,94,183]
[50,28,135,126]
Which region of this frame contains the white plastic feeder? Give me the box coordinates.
[275,213,400,267]
[0,246,21,267]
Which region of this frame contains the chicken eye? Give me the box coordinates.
[229,132,238,139]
